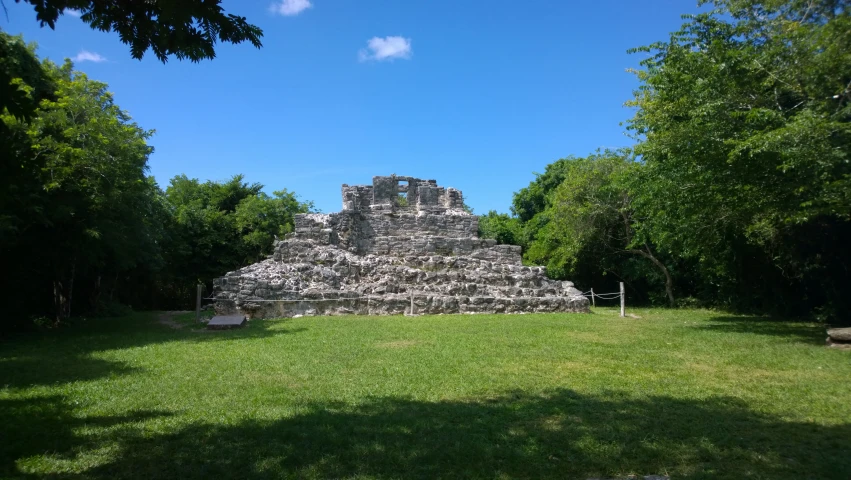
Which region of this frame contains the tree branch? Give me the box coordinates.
[625,243,675,307]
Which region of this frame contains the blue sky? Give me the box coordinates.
[3,0,702,213]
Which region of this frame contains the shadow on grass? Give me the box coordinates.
[0,395,172,478]
[4,389,849,479]
[698,315,826,346]
[0,356,141,389]
[0,313,304,389]
[178,324,309,342]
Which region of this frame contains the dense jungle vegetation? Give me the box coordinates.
[479,0,851,321]
[1,0,849,329]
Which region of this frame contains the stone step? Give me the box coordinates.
[343,266,561,288]
[217,255,574,298]
[351,282,563,298]
[276,237,523,265]
[276,246,539,274]
[357,213,479,239]
[217,291,588,318]
[345,273,559,291]
[218,274,569,300]
[217,280,567,300]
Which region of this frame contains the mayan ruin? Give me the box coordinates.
[212,175,590,318]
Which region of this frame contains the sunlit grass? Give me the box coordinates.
[1,308,849,479]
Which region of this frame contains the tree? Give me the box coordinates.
[3,1,263,123]
[1,32,322,329]
[1,56,158,325]
[157,175,313,308]
[14,0,263,62]
[517,151,676,305]
[0,32,55,124]
[478,211,523,247]
[234,190,313,260]
[511,158,577,223]
[626,0,851,316]
[160,175,260,300]
[551,152,674,305]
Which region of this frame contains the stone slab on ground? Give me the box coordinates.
[207,315,247,330]
[827,327,851,342]
[826,327,851,349]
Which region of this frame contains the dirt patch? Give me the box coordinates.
[157,311,191,330]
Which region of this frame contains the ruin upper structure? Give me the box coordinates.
[212,175,589,317]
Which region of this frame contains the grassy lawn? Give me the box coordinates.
[1,308,849,479]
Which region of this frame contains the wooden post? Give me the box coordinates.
[410,289,415,315]
[619,282,625,317]
[196,284,203,323]
[590,288,596,307]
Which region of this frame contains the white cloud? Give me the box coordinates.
[72,50,106,63]
[270,0,312,16]
[65,8,82,17]
[358,36,412,62]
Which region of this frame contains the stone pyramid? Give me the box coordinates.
[212,175,589,318]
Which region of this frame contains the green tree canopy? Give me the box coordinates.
[511,158,577,223]
[626,0,851,315]
[156,175,313,308]
[0,32,55,123]
[1,52,158,324]
[1,34,316,328]
[477,211,523,247]
[510,151,676,305]
[15,0,263,62]
[3,1,262,123]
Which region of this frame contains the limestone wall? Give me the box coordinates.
[213,175,589,318]
[362,213,478,238]
[341,185,373,211]
[292,212,481,251]
[342,175,465,213]
[214,292,588,319]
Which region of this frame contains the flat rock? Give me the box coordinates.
[207,315,246,330]
[827,327,851,342]
[827,337,851,349]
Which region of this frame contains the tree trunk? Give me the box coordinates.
[53,279,67,325]
[53,261,76,325]
[91,274,102,312]
[628,245,675,307]
[109,273,118,301]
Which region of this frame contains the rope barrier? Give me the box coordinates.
[202,281,623,308]
[207,276,614,304]
[199,285,629,319]
[582,291,622,298]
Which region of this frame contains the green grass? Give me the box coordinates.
[1,308,849,479]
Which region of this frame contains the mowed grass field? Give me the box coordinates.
[1,308,849,479]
